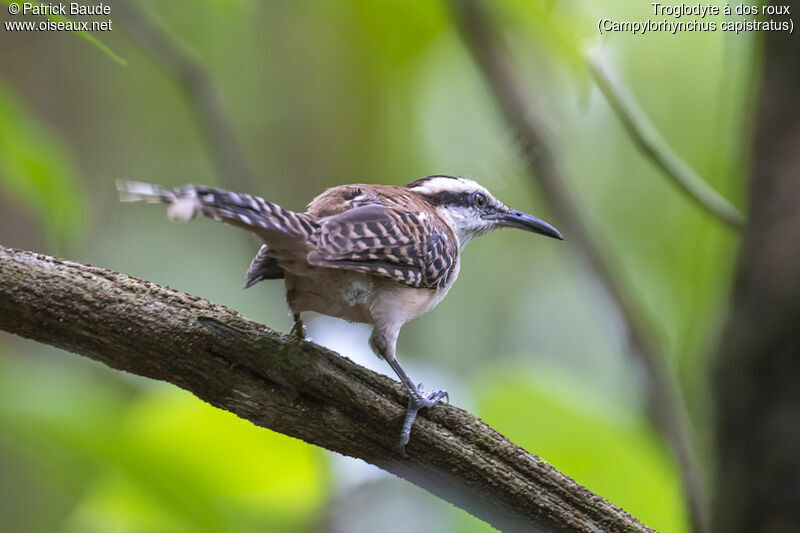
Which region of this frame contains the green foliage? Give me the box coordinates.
[0,355,326,533]
[348,0,446,66]
[501,0,594,77]
[0,83,85,246]
[201,0,252,9]
[475,368,686,532]
[66,388,326,533]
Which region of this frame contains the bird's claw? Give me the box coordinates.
[410,383,447,406]
[416,389,448,407]
[399,385,449,452]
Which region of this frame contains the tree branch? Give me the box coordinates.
[0,245,652,533]
[446,0,706,531]
[585,46,745,231]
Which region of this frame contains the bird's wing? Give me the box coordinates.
[307,203,458,289]
[245,244,284,288]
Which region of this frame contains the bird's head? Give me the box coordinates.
[406,175,563,247]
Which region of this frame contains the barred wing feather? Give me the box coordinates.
[307,204,458,289]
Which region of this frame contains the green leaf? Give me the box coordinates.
[349,0,447,66]
[474,367,688,533]
[0,82,85,246]
[67,387,328,533]
[499,0,593,77]
[0,352,328,533]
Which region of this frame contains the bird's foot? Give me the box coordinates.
[399,384,449,451]
[289,316,306,340]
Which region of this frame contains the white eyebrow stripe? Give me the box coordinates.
[410,177,489,197]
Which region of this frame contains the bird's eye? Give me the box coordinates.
[473,192,487,208]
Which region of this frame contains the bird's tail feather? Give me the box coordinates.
[117,180,174,204]
[116,180,316,245]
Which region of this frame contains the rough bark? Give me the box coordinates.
[711,29,800,533]
[0,245,651,532]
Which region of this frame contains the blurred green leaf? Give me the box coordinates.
[0,353,131,533]
[66,387,327,533]
[349,0,446,66]
[500,0,593,78]
[122,387,326,516]
[0,353,327,533]
[0,82,85,246]
[474,367,687,533]
[200,0,252,10]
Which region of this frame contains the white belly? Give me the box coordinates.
[285,260,459,328]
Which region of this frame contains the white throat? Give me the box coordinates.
[436,206,495,249]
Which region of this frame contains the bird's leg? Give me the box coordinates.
[386,357,449,449]
[370,326,448,450]
[289,313,306,340]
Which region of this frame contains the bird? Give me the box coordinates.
[117,175,563,449]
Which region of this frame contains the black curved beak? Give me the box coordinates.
[488,209,564,240]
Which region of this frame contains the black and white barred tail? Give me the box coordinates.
[116,180,317,245]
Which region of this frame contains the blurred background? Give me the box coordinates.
[0,1,760,531]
